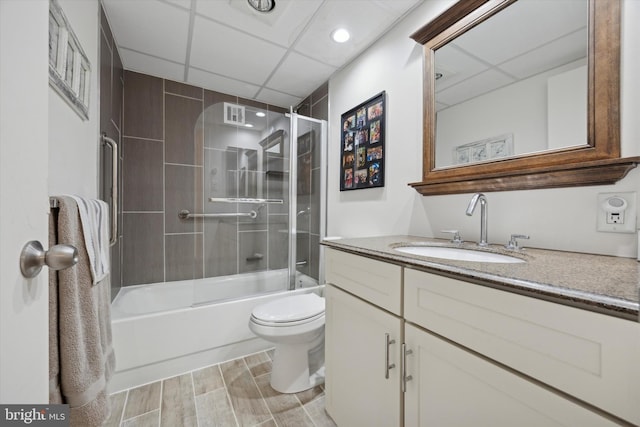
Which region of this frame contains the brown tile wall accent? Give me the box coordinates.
[165,164,203,234]
[123,71,163,140]
[165,233,204,282]
[122,137,164,212]
[122,213,164,285]
[165,94,204,166]
[99,6,124,300]
[165,80,203,99]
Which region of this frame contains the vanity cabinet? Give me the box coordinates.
[404,324,620,426]
[324,249,403,426]
[325,285,403,426]
[324,248,640,426]
[404,268,640,426]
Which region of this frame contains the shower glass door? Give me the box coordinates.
[288,113,327,290]
[192,101,292,306]
[187,101,326,307]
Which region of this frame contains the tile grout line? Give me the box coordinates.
[217,363,241,427]
[242,356,279,427]
[158,379,164,426]
[117,389,129,427]
[190,371,200,427]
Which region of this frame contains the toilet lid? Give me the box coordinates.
[251,293,325,323]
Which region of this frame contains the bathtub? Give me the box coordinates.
[109,269,322,392]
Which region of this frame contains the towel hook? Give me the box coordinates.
[20,240,78,278]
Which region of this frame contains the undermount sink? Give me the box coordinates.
[393,245,525,264]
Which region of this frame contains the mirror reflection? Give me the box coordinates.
[434,0,588,168]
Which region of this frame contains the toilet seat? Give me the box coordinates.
[251,293,324,326]
[251,311,324,327]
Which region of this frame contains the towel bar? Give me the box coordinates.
[208,197,283,204]
[178,209,258,219]
[101,133,118,246]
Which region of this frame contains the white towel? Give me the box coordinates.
[67,195,110,285]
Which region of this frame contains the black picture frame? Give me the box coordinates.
[340,91,385,191]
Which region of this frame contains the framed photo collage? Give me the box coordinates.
[340,91,385,191]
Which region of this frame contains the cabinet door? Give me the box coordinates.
[404,324,619,427]
[325,285,403,427]
[405,268,640,425]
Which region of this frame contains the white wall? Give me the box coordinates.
[328,0,640,258]
[48,0,100,198]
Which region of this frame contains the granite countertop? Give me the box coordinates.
[321,235,640,321]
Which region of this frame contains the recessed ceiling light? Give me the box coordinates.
[247,0,275,13]
[331,28,350,43]
[256,112,266,117]
[245,123,254,128]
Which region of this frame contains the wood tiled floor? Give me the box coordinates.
[103,350,337,427]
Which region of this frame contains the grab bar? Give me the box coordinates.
[179,209,257,219]
[101,133,118,246]
[208,197,283,204]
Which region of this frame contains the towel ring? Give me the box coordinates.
[20,240,78,278]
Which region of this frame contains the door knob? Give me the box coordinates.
[20,240,78,278]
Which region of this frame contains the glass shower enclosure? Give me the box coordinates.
[188,101,327,306]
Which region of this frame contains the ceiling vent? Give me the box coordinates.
[224,103,245,126]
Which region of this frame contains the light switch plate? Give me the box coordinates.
[596,191,637,233]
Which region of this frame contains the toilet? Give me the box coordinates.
[249,293,325,393]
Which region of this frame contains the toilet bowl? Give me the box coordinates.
[249,293,325,393]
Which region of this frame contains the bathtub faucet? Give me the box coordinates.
[466,193,488,247]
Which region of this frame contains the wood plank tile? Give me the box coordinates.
[244,352,272,378]
[123,381,161,419]
[295,385,324,406]
[254,375,314,427]
[220,359,271,426]
[161,373,197,427]
[103,390,127,427]
[193,364,225,396]
[195,388,238,427]
[303,395,337,427]
[122,409,160,427]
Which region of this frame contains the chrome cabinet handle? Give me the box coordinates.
[401,343,413,392]
[20,240,78,278]
[385,333,396,379]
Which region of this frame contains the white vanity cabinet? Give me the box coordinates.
[324,248,640,426]
[404,324,621,426]
[324,249,403,426]
[404,268,640,426]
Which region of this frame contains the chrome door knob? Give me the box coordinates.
[20,240,78,278]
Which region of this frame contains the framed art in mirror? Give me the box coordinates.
[409,0,640,196]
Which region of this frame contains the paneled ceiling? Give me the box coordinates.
[435,0,588,111]
[102,0,424,108]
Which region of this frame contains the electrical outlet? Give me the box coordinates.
[596,192,637,233]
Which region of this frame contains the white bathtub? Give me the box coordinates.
[109,270,322,392]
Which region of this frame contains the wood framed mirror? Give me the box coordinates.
[409,0,639,196]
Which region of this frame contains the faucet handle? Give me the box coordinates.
[505,234,529,250]
[441,229,463,244]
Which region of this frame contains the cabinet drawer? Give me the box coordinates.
[325,248,402,315]
[404,324,620,427]
[404,268,640,425]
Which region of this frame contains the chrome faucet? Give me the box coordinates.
[466,193,488,247]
